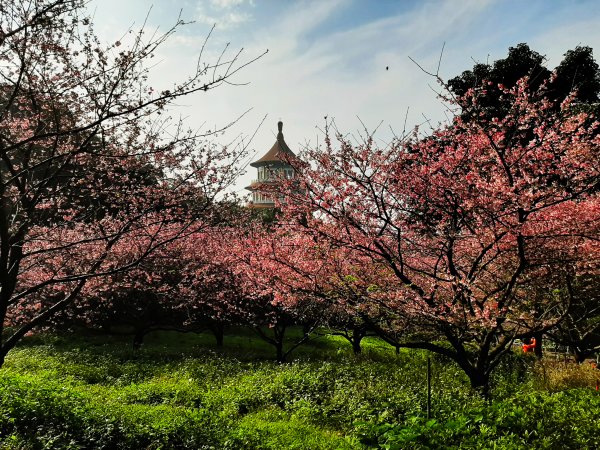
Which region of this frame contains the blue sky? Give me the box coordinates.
[88,0,600,194]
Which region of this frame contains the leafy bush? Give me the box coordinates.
[0,372,226,449]
[532,359,600,392]
[355,389,600,449]
[223,409,356,450]
[1,331,599,449]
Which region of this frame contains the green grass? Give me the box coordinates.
[0,330,599,449]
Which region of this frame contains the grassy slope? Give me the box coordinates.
[0,329,599,449]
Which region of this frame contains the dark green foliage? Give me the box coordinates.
[552,46,600,104]
[447,43,600,121]
[448,43,550,97]
[548,274,600,362]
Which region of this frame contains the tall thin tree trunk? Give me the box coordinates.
[533,331,543,359]
[211,323,224,347]
[133,328,146,350]
[275,340,285,363]
[275,324,286,363]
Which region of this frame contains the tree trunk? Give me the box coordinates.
[132,328,146,350]
[467,370,491,399]
[275,339,285,363]
[351,326,364,354]
[572,347,586,364]
[275,323,286,363]
[533,331,543,359]
[211,323,224,347]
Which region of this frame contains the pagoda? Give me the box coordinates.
[246,121,296,208]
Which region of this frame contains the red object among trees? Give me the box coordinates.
[522,338,537,353]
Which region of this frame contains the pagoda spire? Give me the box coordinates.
[246,120,297,208]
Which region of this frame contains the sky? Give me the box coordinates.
[87,0,600,195]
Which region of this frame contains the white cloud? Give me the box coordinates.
[529,19,600,67]
[209,0,253,9]
[196,10,252,28]
[181,0,504,192]
[195,0,254,29]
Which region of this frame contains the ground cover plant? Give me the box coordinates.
[0,330,598,449]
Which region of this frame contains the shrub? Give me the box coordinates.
[532,359,600,391]
[0,372,226,449]
[223,409,356,450]
[355,389,600,449]
[2,332,599,449]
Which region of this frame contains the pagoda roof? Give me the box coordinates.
[250,121,296,167]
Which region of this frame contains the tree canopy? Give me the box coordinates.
[0,0,258,364]
[447,43,600,120]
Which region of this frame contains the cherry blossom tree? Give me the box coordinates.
[205,223,328,362]
[0,0,261,365]
[167,226,258,347]
[536,274,600,363]
[279,79,600,395]
[229,219,402,360]
[45,223,193,348]
[29,218,258,349]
